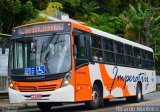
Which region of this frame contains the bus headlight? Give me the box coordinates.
[8,77,14,89]
[61,72,72,87]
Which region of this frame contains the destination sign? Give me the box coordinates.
[12,22,71,37]
[19,24,64,35]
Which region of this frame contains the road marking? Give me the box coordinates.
[89,99,160,112]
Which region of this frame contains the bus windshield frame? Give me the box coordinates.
[9,22,72,77]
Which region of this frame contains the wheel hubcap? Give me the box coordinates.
[92,91,98,104]
[137,87,141,100]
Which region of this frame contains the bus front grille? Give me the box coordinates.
[17,85,57,92]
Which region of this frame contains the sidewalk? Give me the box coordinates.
[0,99,37,110]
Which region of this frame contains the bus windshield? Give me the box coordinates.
[9,34,71,76]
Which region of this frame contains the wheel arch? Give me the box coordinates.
[94,80,103,97]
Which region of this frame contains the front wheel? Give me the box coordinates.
[37,102,52,111]
[85,84,101,109]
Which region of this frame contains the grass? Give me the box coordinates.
[156,84,160,91]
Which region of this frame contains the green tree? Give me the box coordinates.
[0,0,39,34]
[24,2,63,24]
[119,4,147,44]
[86,14,123,34]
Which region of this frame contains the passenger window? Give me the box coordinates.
[133,47,141,67]
[104,39,114,51]
[115,42,125,65]
[148,52,154,69]
[91,35,103,62]
[91,49,103,61]
[125,45,134,66]
[103,38,115,63]
[92,35,101,49]
[141,50,148,68]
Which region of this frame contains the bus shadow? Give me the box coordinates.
[22,98,151,112]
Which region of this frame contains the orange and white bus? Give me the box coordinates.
[8,21,156,111]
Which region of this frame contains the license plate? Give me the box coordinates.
[31,94,42,99]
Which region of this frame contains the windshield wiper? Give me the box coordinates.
[41,33,57,54]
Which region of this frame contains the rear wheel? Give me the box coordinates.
[85,84,101,109]
[126,84,143,103]
[136,84,143,102]
[37,102,52,111]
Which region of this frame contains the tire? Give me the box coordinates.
[85,84,101,109]
[37,102,52,111]
[126,84,143,103]
[136,84,143,103]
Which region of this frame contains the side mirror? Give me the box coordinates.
[74,45,77,56]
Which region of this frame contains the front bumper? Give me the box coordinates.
[9,85,74,103]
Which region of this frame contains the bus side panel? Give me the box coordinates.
[75,65,92,102]
[89,63,156,99]
[99,64,130,98]
[88,63,114,99]
[88,63,125,99]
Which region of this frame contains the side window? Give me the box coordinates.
[133,47,141,67]
[148,52,154,69]
[125,45,134,66]
[74,29,88,67]
[141,50,148,68]
[103,38,115,63]
[91,35,103,62]
[115,42,125,65]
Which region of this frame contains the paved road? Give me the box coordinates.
[17,92,160,112]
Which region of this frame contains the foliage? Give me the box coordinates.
[0,0,39,34]
[24,2,63,24]
[119,4,147,44]
[86,14,123,34]
[157,84,160,91]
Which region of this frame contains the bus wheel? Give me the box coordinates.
[37,102,52,111]
[126,84,143,103]
[136,84,143,103]
[85,84,101,109]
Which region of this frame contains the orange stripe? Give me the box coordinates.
[99,64,130,97]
